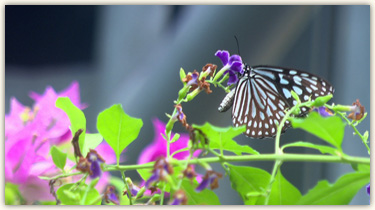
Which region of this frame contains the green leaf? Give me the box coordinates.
[268,169,301,205]
[311,94,333,107]
[281,141,339,156]
[180,68,186,83]
[50,145,67,170]
[170,133,180,143]
[137,168,153,181]
[56,183,101,205]
[227,164,270,205]
[180,179,221,205]
[56,97,86,152]
[97,104,143,165]
[5,183,21,205]
[82,133,104,156]
[290,112,345,149]
[193,123,258,155]
[296,171,370,205]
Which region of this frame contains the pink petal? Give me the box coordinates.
[19,176,55,203]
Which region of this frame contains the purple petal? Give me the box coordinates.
[367,184,370,195]
[227,71,239,86]
[313,107,331,117]
[215,50,229,66]
[109,193,119,205]
[195,178,209,192]
[89,161,102,179]
[228,54,242,65]
[230,61,244,74]
[145,171,159,188]
[171,198,182,205]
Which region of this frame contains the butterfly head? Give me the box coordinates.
[242,63,252,77]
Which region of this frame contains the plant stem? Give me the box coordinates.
[264,105,297,205]
[104,154,369,172]
[121,171,133,205]
[336,111,370,154]
[39,171,83,180]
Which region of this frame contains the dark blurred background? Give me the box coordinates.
[5,5,370,204]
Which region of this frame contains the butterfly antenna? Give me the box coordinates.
[234,35,241,56]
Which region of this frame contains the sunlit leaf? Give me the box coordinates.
[227,164,270,205]
[56,97,86,152]
[296,171,370,205]
[268,169,301,205]
[290,112,345,149]
[281,141,340,156]
[50,145,67,170]
[56,183,101,205]
[193,123,258,155]
[97,104,143,165]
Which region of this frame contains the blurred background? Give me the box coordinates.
[5,5,370,204]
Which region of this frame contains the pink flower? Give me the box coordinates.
[138,118,200,165]
[5,81,111,204]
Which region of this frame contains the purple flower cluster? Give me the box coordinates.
[215,50,244,85]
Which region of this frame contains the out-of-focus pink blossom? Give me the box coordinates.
[4,81,111,204]
[138,118,200,165]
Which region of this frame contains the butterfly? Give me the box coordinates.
[218,64,334,139]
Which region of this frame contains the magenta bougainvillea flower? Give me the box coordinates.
[138,118,201,165]
[4,81,113,203]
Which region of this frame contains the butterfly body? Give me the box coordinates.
[219,65,334,139]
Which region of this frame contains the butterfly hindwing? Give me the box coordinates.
[232,65,334,139]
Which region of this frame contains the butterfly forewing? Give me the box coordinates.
[232,65,334,139]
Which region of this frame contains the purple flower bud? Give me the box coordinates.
[104,186,119,205]
[145,157,173,189]
[312,107,333,117]
[195,170,222,192]
[170,190,187,205]
[86,149,105,179]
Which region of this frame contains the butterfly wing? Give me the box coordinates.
[232,65,334,139]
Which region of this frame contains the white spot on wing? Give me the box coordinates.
[293,76,302,85]
[293,86,303,95]
[283,88,292,99]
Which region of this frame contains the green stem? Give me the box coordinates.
[160,185,166,205]
[264,105,296,205]
[104,154,369,172]
[208,149,230,175]
[121,171,133,205]
[336,111,370,154]
[39,171,83,180]
[212,66,229,83]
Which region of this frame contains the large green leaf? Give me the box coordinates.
[50,145,67,170]
[268,169,301,205]
[97,104,143,165]
[56,97,86,152]
[281,141,340,156]
[56,183,101,205]
[227,164,270,205]
[296,171,370,205]
[193,123,258,155]
[290,112,345,149]
[180,179,221,205]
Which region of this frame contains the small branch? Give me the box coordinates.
[104,154,370,172]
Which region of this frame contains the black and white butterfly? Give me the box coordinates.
[218,65,334,139]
